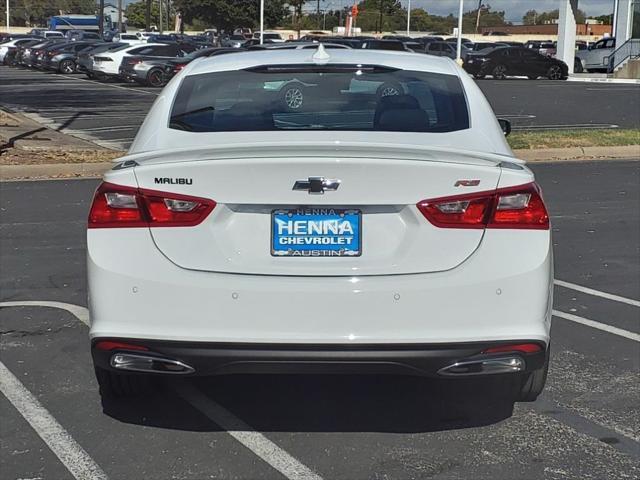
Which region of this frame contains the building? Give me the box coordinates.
[479,24,612,37]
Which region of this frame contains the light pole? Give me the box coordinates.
[159,0,163,33]
[259,0,264,44]
[406,0,411,36]
[455,0,463,64]
[5,0,9,33]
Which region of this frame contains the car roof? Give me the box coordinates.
[187,48,459,77]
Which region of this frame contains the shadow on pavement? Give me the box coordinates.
[101,374,517,433]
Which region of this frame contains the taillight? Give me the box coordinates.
[417,182,549,230]
[173,63,186,72]
[88,182,216,228]
[95,341,148,351]
[482,343,543,354]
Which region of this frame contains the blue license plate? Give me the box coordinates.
[271,208,361,257]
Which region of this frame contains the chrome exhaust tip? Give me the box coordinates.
[437,356,525,376]
[110,353,195,375]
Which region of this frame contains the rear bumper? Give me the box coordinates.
[88,227,553,345]
[91,339,548,377]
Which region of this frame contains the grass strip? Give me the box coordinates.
[508,129,640,150]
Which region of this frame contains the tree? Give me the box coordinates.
[173,0,288,32]
[589,14,613,25]
[522,9,538,25]
[536,8,586,25]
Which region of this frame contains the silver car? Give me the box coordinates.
[575,37,615,72]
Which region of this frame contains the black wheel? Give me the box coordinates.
[517,347,550,402]
[146,68,165,87]
[473,73,485,79]
[574,58,584,73]
[94,366,152,399]
[58,59,76,74]
[492,64,507,79]
[93,72,108,81]
[527,75,538,80]
[376,81,402,99]
[281,83,305,111]
[547,64,563,80]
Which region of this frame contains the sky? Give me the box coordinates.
[313,1,617,23]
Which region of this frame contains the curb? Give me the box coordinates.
[1,146,638,180]
[0,162,112,180]
[514,145,640,162]
[567,76,640,84]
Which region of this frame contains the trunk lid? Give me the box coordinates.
[132,145,503,276]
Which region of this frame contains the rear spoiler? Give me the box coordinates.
[113,142,524,169]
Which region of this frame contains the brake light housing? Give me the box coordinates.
[417,182,549,230]
[88,182,216,228]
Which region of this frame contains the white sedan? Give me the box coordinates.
[88,47,553,402]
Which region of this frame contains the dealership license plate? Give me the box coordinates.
[271,208,361,257]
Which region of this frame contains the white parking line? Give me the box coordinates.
[176,384,323,480]
[0,301,320,479]
[0,362,108,480]
[0,300,90,326]
[553,309,640,342]
[52,74,160,97]
[554,280,640,308]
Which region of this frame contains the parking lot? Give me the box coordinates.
[1,67,639,151]
[1,158,638,479]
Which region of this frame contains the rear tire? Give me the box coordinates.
[517,347,550,402]
[146,68,165,88]
[94,366,152,399]
[58,59,76,74]
[574,58,584,73]
[492,64,507,80]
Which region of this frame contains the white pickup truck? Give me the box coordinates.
[575,37,616,72]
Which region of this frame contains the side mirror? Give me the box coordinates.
[498,118,511,136]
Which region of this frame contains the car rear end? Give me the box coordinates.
[88,50,552,401]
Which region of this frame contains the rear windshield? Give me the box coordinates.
[169,65,469,133]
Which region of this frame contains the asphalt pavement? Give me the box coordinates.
[1,66,639,151]
[1,160,639,480]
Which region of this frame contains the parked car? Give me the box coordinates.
[471,41,508,51]
[119,44,200,86]
[445,38,474,49]
[41,41,99,73]
[88,49,552,405]
[135,31,156,42]
[382,35,413,42]
[0,33,33,43]
[10,40,42,66]
[65,30,102,42]
[360,39,407,51]
[76,42,126,76]
[425,41,471,60]
[162,47,242,83]
[233,27,252,39]
[112,33,143,45]
[248,42,350,51]
[92,43,187,81]
[575,37,615,72]
[464,46,568,80]
[221,34,248,48]
[538,42,557,57]
[21,39,67,67]
[27,29,65,39]
[0,37,40,65]
[252,32,285,43]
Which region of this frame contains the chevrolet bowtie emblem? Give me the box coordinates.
[292,177,341,194]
